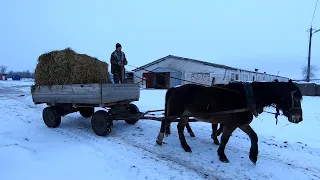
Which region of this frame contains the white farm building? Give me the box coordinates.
[132,55,289,89]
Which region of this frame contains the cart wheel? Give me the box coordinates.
[91,110,113,136]
[79,107,94,118]
[124,104,140,125]
[42,107,61,128]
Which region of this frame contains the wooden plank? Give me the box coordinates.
[32,83,140,105]
[32,84,102,104]
[101,83,140,104]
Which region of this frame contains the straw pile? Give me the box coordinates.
[34,48,112,85]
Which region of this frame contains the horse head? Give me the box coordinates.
[274,79,303,123]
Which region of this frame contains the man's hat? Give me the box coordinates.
[116,43,122,48]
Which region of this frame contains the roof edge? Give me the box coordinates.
[132,54,289,79]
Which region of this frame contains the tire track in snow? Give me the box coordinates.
[50,123,222,180]
[2,91,205,180]
[120,121,320,180]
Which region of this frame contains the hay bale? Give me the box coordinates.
[35,48,112,85]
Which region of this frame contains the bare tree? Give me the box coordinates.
[0,65,7,74]
[302,65,318,80]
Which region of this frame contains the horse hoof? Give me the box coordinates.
[213,140,220,145]
[190,133,195,137]
[183,146,192,152]
[219,158,229,163]
[165,134,170,137]
[156,140,162,146]
[249,156,257,165]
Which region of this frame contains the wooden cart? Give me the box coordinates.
[31,83,142,136]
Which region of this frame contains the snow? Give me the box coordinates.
[1,80,320,180]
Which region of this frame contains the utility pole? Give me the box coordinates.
[307,27,320,82]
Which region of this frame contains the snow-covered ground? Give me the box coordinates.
[1,79,319,180]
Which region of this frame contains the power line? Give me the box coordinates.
[311,0,319,26]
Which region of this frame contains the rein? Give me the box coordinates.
[263,105,281,125]
[262,90,298,125]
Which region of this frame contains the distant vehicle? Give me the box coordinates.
[12,74,21,81]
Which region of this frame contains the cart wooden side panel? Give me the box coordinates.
[101,83,140,104]
[31,83,140,105]
[31,84,102,104]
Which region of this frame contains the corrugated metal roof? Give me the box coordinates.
[132,55,237,72]
[151,67,180,73]
[132,55,289,79]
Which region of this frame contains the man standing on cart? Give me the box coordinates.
[110,43,128,83]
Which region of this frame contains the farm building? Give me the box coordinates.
[0,73,7,81]
[12,74,21,81]
[132,55,289,89]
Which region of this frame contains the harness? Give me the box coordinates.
[243,82,258,117]
[243,82,300,125]
[274,90,299,124]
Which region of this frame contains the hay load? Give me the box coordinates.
[35,48,112,85]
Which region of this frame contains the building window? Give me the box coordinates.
[235,74,239,80]
[245,74,249,81]
[257,75,261,82]
[211,77,215,86]
[231,73,235,81]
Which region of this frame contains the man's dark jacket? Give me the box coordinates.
[110,50,128,76]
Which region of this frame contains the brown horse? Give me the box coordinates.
[164,84,227,145]
[183,79,282,145]
[156,80,303,164]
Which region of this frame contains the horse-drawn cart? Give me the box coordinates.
[31,83,144,136]
[30,83,251,137]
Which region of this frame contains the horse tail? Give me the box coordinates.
[164,87,175,136]
[217,123,224,136]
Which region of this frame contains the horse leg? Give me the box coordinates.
[217,123,224,136]
[217,125,237,163]
[177,117,192,152]
[239,125,258,165]
[164,122,171,137]
[186,122,195,137]
[156,118,171,145]
[211,123,220,145]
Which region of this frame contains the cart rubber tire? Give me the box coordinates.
[42,107,61,128]
[125,104,140,125]
[80,107,94,118]
[91,110,113,136]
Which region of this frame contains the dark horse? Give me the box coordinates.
[184,79,279,145]
[156,80,303,164]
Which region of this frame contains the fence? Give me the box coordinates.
[295,83,320,96]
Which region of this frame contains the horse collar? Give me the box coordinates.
[242,83,258,117]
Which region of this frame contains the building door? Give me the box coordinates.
[154,72,166,89]
[143,73,154,88]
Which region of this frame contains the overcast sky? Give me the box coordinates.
[1,0,319,80]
